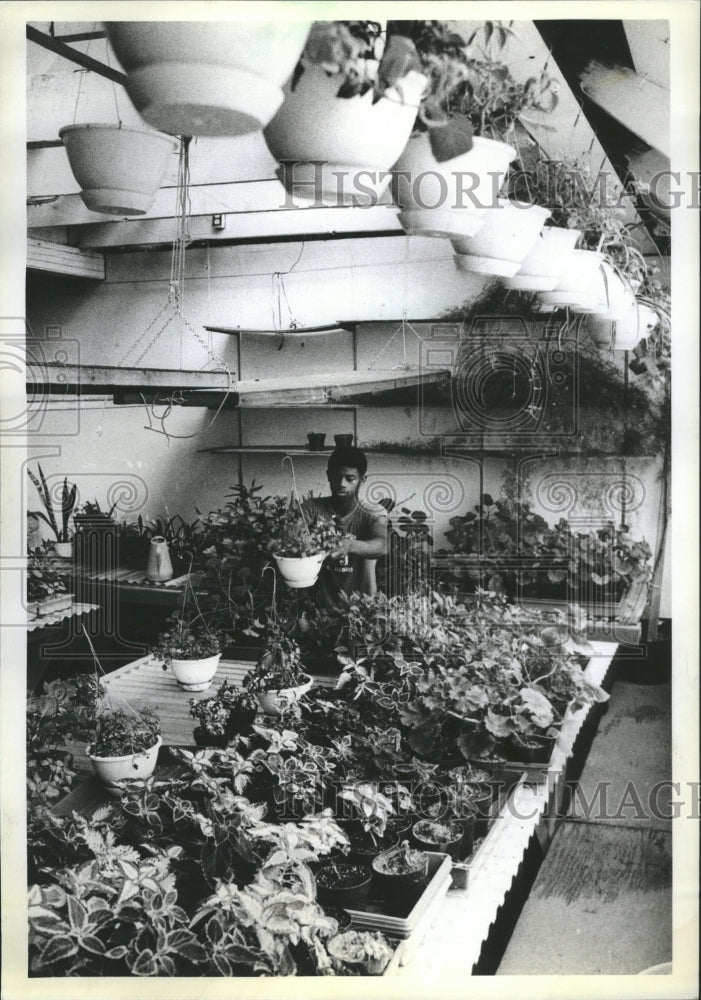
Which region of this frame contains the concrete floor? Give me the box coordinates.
[497,677,672,975]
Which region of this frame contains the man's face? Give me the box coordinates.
[327,465,363,501]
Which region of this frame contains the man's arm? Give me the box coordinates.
[330,512,388,561]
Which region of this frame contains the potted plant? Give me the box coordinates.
[392,21,557,243]
[371,839,430,913]
[264,20,427,204]
[86,708,161,790]
[411,817,464,859]
[315,858,373,911]
[243,625,313,715]
[326,929,395,975]
[337,781,399,864]
[105,21,312,137]
[27,542,73,617]
[269,508,347,589]
[27,465,77,559]
[189,681,258,747]
[73,499,120,571]
[151,612,231,692]
[59,123,177,216]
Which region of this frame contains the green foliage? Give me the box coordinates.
[89,709,161,758]
[189,680,257,740]
[27,541,69,603]
[27,465,77,542]
[243,624,308,694]
[271,507,346,559]
[151,612,230,668]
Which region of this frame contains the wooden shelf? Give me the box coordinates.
[200,443,442,457]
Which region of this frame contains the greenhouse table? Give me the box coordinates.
[53,641,618,976]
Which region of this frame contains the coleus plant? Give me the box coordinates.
[242,623,309,694]
[270,508,347,559]
[88,708,160,758]
[27,541,70,604]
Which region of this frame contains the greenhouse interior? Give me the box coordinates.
[3,9,698,993]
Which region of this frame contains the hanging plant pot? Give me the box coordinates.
[59,124,177,216]
[273,552,326,589]
[452,201,551,277]
[504,226,582,291]
[87,736,162,790]
[256,673,313,716]
[588,302,658,352]
[264,66,426,205]
[537,249,607,312]
[169,653,222,693]
[391,133,516,239]
[105,22,311,137]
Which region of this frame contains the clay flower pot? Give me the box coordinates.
[504,226,582,291]
[169,653,222,692]
[392,133,516,239]
[452,201,551,277]
[273,553,326,589]
[87,736,162,790]
[256,672,313,715]
[59,124,177,215]
[105,21,311,136]
[265,64,426,205]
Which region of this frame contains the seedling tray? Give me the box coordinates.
[346,851,451,940]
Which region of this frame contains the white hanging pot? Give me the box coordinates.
[170,653,222,693]
[504,226,582,291]
[589,301,659,352]
[452,201,551,277]
[257,674,313,716]
[88,736,162,789]
[273,552,326,589]
[538,250,607,312]
[264,66,426,205]
[59,124,177,215]
[105,21,311,136]
[391,133,516,239]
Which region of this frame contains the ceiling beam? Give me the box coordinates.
[26,25,127,86]
[580,63,670,158]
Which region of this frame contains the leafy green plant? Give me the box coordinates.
[27,465,77,543]
[292,20,423,103]
[151,612,230,668]
[27,541,69,604]
[338,781,395,841]
[326,928,394,975]
[270,507,347,559]
[189,680,258,744]
[243,624,309,695]
[89,708,160,758]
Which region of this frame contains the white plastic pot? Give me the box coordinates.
[538,250,607,312]
[274,552,326,589]
[88,736,162,789]
[264,66,427,205]
[169,653,222,692]
[257,674,314,716]
[106,21,311,136]
[59,124,177,215]
[588,301,659,351]
[452,201,551,277]
[53,541,73,559]
[504,226,582,291]
[391,133,516,239]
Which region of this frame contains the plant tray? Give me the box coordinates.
[27,593,74,617]
[346,851,451,940]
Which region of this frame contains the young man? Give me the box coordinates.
[303,446,388,608]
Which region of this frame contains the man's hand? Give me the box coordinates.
[329,536,354,561]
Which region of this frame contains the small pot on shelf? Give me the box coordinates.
[333,433,354,448]
[339,821,400,867]
[307,432,327,451]
[371,842,430,915]
[411,818,464,860]
[315,861,373,910]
